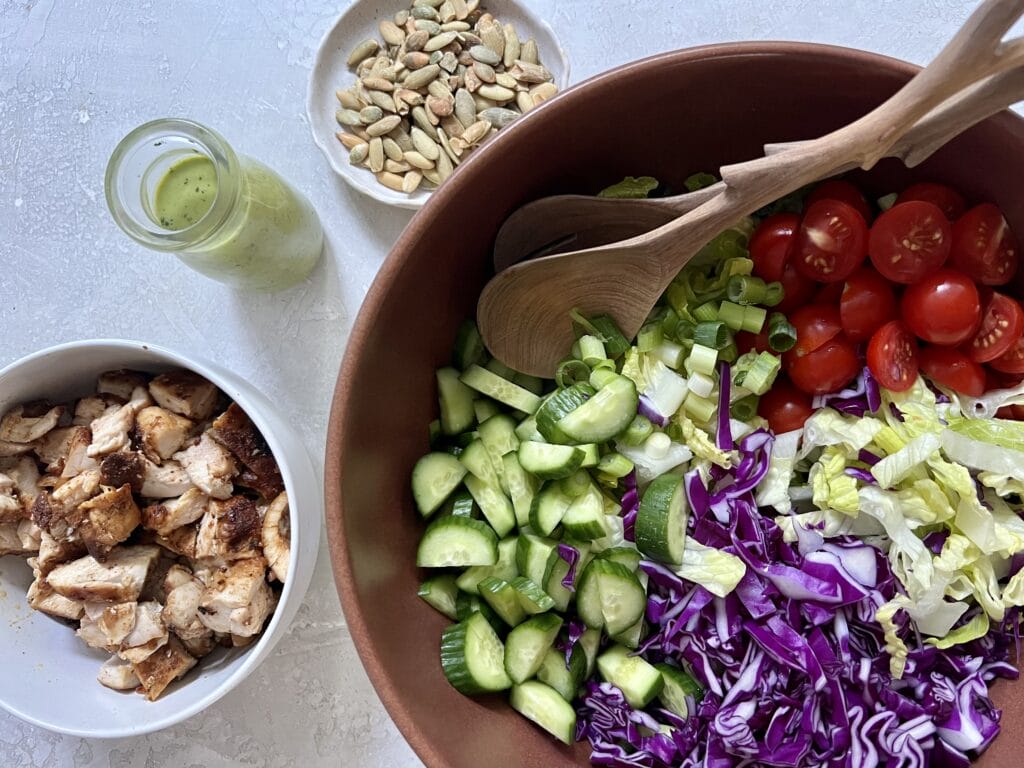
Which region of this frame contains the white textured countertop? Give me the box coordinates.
[0,0,992,765]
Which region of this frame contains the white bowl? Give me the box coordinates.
[307,0,570,210]
[0,339,321,738]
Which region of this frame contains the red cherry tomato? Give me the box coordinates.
[757,379,814,433]
[996,404,1024,420]
[792,199,869,282]
[950,203,1019,285]
[867,320,920,392]
[868,201,952,284]
[806,179,873,223]
[896,182,967,220]
[900,268,981,345]
[840,267,898,343]
[919,346,986,396]
[990,334,1024,374]
[786,337,861,395]
[736,329,770,354]
[775,261,818,315]
[967,292,1024,363]
[789,305,843,357]
[987,368,1024,391]
[814,281,845,304]
[750,213,800,282]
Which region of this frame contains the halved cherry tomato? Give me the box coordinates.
[990,334,1024,374]
[757,378,814,433]
[868,201,952,284]
[789,305,843,357]
[867,320,919,392]
[900,268,981,345]
[896,182,967,220]
[792,199,869,282]
[815,281,845,304]
[950,203,1019,285]
[840,267,898,343]
[807,179,873,223]
[919,346,986,396]
[967,292,1024,363]
[987,367,1023,391]
[736,329,770,354]
[775,261,818,315]
[750,213,800,282]
[786,337,860,395]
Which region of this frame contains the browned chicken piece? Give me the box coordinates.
[139,458,192,499]
[0,404,66,445]
[73,395,122,427]
[0,439,34,458]
[0,521,39,555]
[97,655,140,691]
[35,532,87,576]
[149,371,219,421]
[18,519,41,551]
[27,573,84,620]
[153,523,199,560]
[100,451,145,493]
[32,469,101,540]
[209,403,283,499]
[141,486,208,536]
[61,428,99,478]
[194,496,261,562]
[33,426,97,478]
[96,370,149,400]
[163,573,210,641]
[51,467,101,510]
[86,403,135,458]
[1,455,41,511]
[178,632,216,659]
[163,563,194,593]
[132,634,197,701]
[173,433,236,499]
[77,484,141,560]
[135,406,193,463]
[47,545,160,603]
[77,601,137,651]
[118,601,169,663]
[0,473,21,523]
[197,556,272,636]
[261,492,290,583]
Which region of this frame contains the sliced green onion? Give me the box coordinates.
[685,343,719,377]
[596,453,634,479]
[763,282,784,307]
[659,307,681,336]
[724,256,754,278]
[742,352,781,395]
[693,301,720,323]
[620,414,654,446]
[589,367,619,389]
[718,300,746,331]
[588,315,631,358]
[727,275,772,305]
[637,324,663,353]
[688,371,715,399]
[767,312,798,353]
[693,321,730,350]
[718,341,739,364]
[664,422,684,442]
[730,395,759,422]
[673,320,696,343]
[683,391,716,423]
[556,359,591,388]
[741,306,768,334]
[579,335,607,367]
[652,340,686,370]
[877,192,898,211]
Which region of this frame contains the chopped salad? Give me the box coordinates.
[410,173,1024,767]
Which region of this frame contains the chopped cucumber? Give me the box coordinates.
[555,375,638,443]
[417,516,498,568]
[595,546,642,572]
[578,627,602,677]
[464,475,516,538]
[517,441,585,480]
[597,644,664,708]
[510,681,577,745]
[529,483,572,537]
[478,576,527,626]
[412,452,468,517]
[440,613,513,694]
[511,576,556,614]
[457,536,519,594]
[536,383,595,444]
[514,414,544,442]
[459,439,500,487]
[474,398,502,425]
[455,592,506,632]
[504,613,562,684]
[460,365,542,414]
[453,320,487,370]
[655,662,704,717]
[612,616,645,650]
[501,453,538,527]
[437,367,476,435]
[536,645,586,701]
[479,413,520,474]
[516,534,559,589]
[578,443,601,467]
[561,486,607,541]
[635,473,688,565]
[576,558,646,635]
[444,490,476,518]
[418,574,459,619]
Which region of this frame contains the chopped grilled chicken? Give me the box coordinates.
[0,439,34,457]
[62,428,99,478]
[47,545,160,603]
[33,426,84,473]
[163,576,209,640]
[149,371,219,421]
[100,451,145,493]
[32,469,101,540]
[140,458,192,499]
[163,563,194,593]
[0,404,66,445]
[209,403,283,499]
[0,521,36,555]
[118,601,169,664]
[1,456,40,510]
[86,404,134,458]
[195,496,261,562]
[153,524,199,560]
[77,484,141,560]
[78,602,138,651]
[73,395,122,427]
[27,574,84,620]
[51,468,101,510]
[177,632,216,659]
[18,519,41,551]
[197,556,272,636]
[141,487,208,536]
[173,433,236,499]
[0,474,21,523]
[35,532,87,576]
[262,492,290,583]
[136,406,193,464]
[97,655,140,691]
[132,634,197,701]
[97,370,149,400]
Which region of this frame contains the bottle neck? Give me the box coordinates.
[105,119,242,252]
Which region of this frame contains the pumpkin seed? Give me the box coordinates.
[502,23,520,68]
[437,128,459,165]
[395,87,424,107]
[347,39,380,68]
[479,21,505,58]
[459,31,482,47]
[515,91,534,113]
[454,88,476,127]
[403,170,424,193]
[413,0,444,6]
[403,63,441,89]
[411,5,438,20]
[495,72,517,89]
[385,159,412,173]
[336,89,361,109]
[472,94,497,111]
[376,171,405,191]
[335,108,362,126]
[411,105,440,139]
[368,90,397,112]
[427,78,452,99]
[427,94,454,117]
[382,137,404,161]
[362,76,395,92]
[478,106,519,128]
[477,83,514,102]
[510,60,552,84]
[461,119,491,145]
[414,19,442,35]
[440,114,465,137]
[452,0,469,20]
[368,137,385,172]
[439,0,456,23]
[435,146,455,180]
[423,31,458,52]
[366,114,402,136]
[423,167,443,185]
[530,81,557,105]
[465,67,482,93]
[390,123,415,151]
[402,51,431,70]
[469,44,500,66]
[439,51,459,73]
[394,9,409,25]
[410,126,441,159]
[359,106,384,124]
[403,150,435,169]
[336,131,367,150]
[379,20,406,46]
[521,39,538,64]
[472,61,496,83]
[441,21,470,32]
[428,50,443,65]
[405,30,430,51]
[349,143,370,165]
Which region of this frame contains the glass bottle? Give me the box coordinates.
[105,118,323,291]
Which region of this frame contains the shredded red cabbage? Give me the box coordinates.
[638,396,671,427]
[558,543,581,591]
[843,466,877,484]
[812,367,882,417]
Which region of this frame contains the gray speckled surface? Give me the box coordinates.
[0,0,991,765]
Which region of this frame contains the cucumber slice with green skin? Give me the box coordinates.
[453,320,487,371]
[635,473,689,565]
[501,453,538,527]
[560,470,593,499]
[504,613,563,684]
[460,365,542,414]
[578,628,602,677]
[428,419,442,446]
[529,483,572,537]
[455,592,506,633]
[464,475,516,538]
[612,616,645,650]
[457,536,519,594]
[536,384,595,444]
[518,442,585,480]
[418,574,459,619]
[555,375,638,443]
[655,663,705,717]
[474,398,502,425]
[576,558,646,635]
[597,644,664,708]
[478,576,527,626]
[437,367,476,435]
[412,452,468,517]
[561,487,608,541]
[578,443,601,468]
[440,613,513,694]
[444,490,477,519]
[536,645,587,701]
[511,576,556,614]
[516,534,559,589]
[510,681,577,745]
[479,413,520,487]
[514,414,544,442]
[417,516,498,568]
[459,439,500,487]
[595,547,643,572]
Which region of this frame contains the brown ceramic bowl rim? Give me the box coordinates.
[325,40,921,767]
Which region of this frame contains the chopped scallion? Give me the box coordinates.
[730,395,759,422]
[693,321,731,350]
[767,312,797,352]
[578,335,607,367]
[620,414,654,446]
[693,301,720,323]
[741,305,767,334]
[741,352,781,395]
[555,359,591,388]
[685,343,719,377]
[718,300,746,331]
